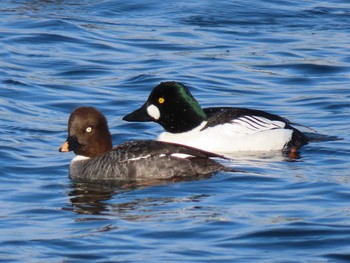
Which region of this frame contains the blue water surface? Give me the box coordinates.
[1,0,350,262]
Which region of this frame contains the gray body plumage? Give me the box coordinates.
[69,140,226,181]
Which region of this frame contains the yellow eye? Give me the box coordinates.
[158,97,165,104]
[86,127,92,133]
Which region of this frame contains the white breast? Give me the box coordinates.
[71,155,90,163]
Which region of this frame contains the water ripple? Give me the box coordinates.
[1,0,350,262]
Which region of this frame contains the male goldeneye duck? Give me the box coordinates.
[123,81,309,154]
[59,106,227,182]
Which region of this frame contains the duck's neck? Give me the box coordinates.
[161,108,207,133]
[83,131,113,157]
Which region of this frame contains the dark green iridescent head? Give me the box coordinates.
[174,82,207,119]
[123,81,207,133]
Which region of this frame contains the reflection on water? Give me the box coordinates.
[65,180,213,222]
[65,182,121,217]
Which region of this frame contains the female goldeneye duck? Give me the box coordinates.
[123,81,309,154]
[59,106,227,182]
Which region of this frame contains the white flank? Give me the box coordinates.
[157,117,293,153]
[147,104,160,120]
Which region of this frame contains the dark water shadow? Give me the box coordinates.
[63,174,214,220]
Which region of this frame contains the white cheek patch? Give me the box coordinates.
[147,104,160,120]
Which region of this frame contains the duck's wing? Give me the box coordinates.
[204,107,291,125]
[113,140,227,161]
[203,107,291,135]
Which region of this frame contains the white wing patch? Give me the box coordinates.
[127,153,192,161]
[170,153,192,159]
[128,154,151,161]
[228,115,286,135]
